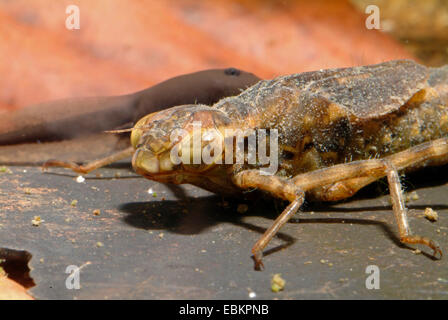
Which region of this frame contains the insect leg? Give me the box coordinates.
[232,170,305,270]
[290,138,448,257]
[293,138,448,201]
[386,162,442,258]
[42,146,134,174]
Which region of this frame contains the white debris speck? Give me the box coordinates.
[32,216,43,226]
[76,175,85,183]
[147,188,153,194]
[248,291,256,298]
[424,207,438,222]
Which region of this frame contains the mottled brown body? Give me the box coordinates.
[210,60,448,198]
[44,60,448,269]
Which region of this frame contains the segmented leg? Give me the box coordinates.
[295,138,448,200]
[42,146,134,174]
[291,139,446,257]
[386,164,441,257]
[232,171,305,270]
[235,138,446,270]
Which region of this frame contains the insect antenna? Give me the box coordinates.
[104,128,134,134]
[104,124,153,134]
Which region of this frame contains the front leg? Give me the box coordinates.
[42,146,135,174]
[232,170,305,270]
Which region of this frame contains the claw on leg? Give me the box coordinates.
[252,251,264,271]
[401,235,443,259]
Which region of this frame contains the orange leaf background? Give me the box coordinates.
[0,0,414,111]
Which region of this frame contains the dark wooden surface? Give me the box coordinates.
[1,153,447,299]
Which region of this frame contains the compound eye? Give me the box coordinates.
[131,121,145,149]
[224,68,241,76]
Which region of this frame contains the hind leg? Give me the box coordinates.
[294,138,448,200]
[291,138,447,257]
[233,139,446,269]
[385,164,441,257]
